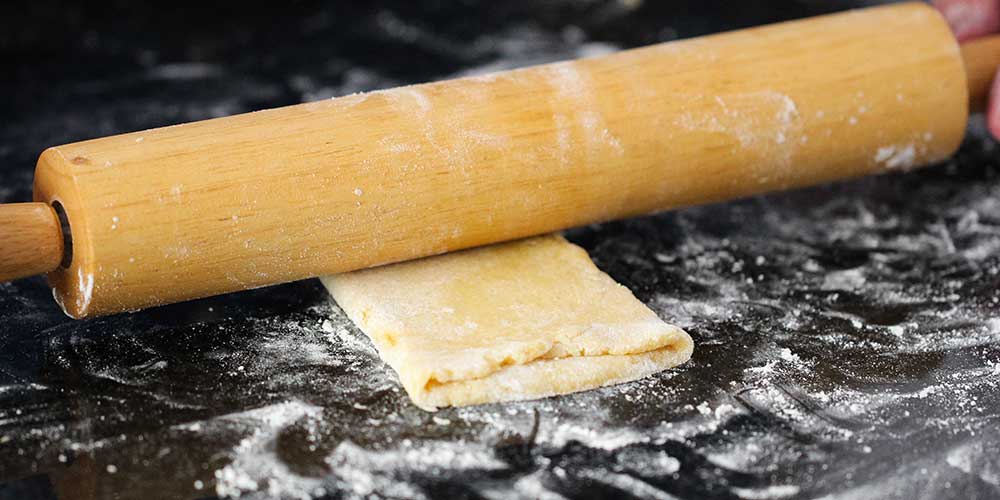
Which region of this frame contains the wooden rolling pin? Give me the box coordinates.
[1,3,998,318]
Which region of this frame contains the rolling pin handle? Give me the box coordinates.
[961,34,1000,112]
[0,202,66,282]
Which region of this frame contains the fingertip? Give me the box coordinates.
[934,0,1000,41]
[989,68,1000,140]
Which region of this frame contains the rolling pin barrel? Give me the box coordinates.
[18,3,993,317]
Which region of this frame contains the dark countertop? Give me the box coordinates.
[2,1,1000,499]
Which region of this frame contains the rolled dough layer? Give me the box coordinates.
[321,235,693,410]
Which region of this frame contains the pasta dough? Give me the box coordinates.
[321,235,693,410]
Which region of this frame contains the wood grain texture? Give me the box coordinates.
[961,34,1000,111]
[32,2,968,318]
[0,203,63,282]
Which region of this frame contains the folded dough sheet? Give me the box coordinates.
[321,234,693,410]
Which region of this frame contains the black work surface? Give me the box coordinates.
[2,1,999,499]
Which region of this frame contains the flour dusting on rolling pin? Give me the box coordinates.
[0,2,997,318]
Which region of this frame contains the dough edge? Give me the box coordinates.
[415,329,693,410]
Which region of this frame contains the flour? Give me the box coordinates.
[874,144,917,170]
[821,267,867,290]
[542,422,648,451]
[214,401,325,499]
[5,4,1000,499]
[731,484,801,499]
[327,440,507,497]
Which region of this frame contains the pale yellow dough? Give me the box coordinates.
[320,235,693,410]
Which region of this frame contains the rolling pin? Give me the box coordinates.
[1,3,998,318]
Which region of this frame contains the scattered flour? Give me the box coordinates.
[214,401,325,499]
[821,268,866,291]
[874,144,917,170]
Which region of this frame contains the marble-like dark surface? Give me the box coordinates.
[2,1,999,499]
